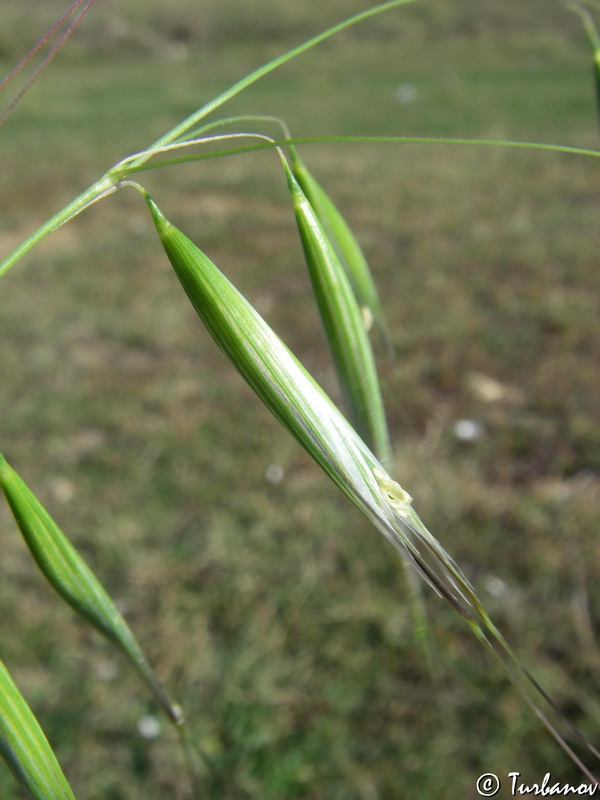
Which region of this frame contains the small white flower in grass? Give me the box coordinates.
[395,83,417,103]
[49,476,76,504]
[483,574,508,598]
[467,372,506,402]
[94,659,119,682]
[265,463,285,485]
[453,419,484,442]
[137,715,161,740]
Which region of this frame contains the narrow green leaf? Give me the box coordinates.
[283,160,392,467]
[290,150,395,358]
[0,658,77,800]
[129,0,420,167]
[0,454,182,726]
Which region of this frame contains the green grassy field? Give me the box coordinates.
[1,1,599,798]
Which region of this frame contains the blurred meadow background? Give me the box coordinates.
[1,0,599,798]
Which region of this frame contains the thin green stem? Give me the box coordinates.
[124,0,420,170]
[175,720,222,798]
[402,559,438,678]
[2,133,598,279]
[112,131,279,180]
[173,114,305,177]
[117,135,600,177]
[0,176,115,278]
[0,0,418,278]
[570,0,600,15]
[565,0,600,50]
[172,114,293,145]
[468,618,600,786]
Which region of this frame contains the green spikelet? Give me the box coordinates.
[290,149,394,358]
[0,658,77,800]
[283,159,392,467]
[0,454,182,726]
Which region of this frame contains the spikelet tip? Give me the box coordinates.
[144,194,170,236]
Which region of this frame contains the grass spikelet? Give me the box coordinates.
[140,189,498,618]
[0,453,182,727]
[143,191,600,781]
[281,158,433,657]
[0,657,77,800]
[289,147,394,358]
[282,158,392,467]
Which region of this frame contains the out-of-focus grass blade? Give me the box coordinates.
[0,454,182,726]
[0,0,99,128]
[283,158,392,468]
[565,1,600,129]
[289,148,395,359]
[143,192,599,781]
[0,658,77,800]
[595,50,600,122]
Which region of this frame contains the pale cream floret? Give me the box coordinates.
[360,305,374,332]
[372,467,413,515]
